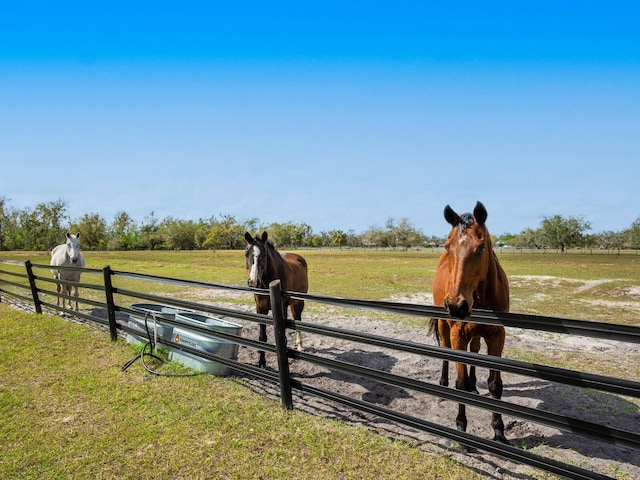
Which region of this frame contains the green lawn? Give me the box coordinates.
[0,305,482,480]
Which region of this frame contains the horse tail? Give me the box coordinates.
[427,318,440,343]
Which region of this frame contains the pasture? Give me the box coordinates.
[3,247,638,324]
[2,248,639,378]
[1,248,638,379]
[1,249,639,479]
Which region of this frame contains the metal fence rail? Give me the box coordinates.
[1,260,638,480]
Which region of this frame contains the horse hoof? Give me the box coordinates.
[493,434,510,445]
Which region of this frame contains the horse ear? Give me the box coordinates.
[444,205,460,226]
[66,232,71,240]
[473,201,488,226]
[245,232,254,244]
[75,232,80,239]
[261,231,268,242]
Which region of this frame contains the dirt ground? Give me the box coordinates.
[222,296,639,480]
[13,294,639,480]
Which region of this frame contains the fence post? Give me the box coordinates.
[269,279,293,410]
[102,265,118,342]
[25,260,42,314]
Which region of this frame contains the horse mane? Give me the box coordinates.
[258,239,280,262]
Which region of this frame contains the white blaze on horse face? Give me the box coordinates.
[249,245,261,284]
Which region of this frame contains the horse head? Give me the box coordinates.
[65,232,82,264]
[441,201,492,319]
[244,231,269,288]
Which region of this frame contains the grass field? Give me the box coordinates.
[0,305,483,480]
[1,249,638,479]
[3,248,639,324]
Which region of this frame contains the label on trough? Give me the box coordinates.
[173,334,200,350]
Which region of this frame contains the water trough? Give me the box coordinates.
[168,311,243,376]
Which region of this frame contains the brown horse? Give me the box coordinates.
[245,231,309,368]
[428,201,510,444]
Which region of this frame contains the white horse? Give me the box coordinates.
[50,232,85,311]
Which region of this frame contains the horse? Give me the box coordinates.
[244,231,309,368]
[427,201,510,444]
[50,232,86,311]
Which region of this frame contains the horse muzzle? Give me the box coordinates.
[444,298,471,319]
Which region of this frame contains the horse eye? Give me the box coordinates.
[476,243,486,254]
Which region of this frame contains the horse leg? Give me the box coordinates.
[290,300,304,352]
[440,360,449,388]
[63,285,69,309]
[485,327,508,444]
[255,296,270,368]
[54,275,61,308]
[468,336,481,394]
[451,327,472,434]
[436,320,450,387]
[258,323,267,368]
[488,370,507,443]
[454,360,470,434]
[63,285,70,309]
[73,284,79,311]
[68,286,74,309]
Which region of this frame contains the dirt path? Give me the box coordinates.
[228,303,639,480]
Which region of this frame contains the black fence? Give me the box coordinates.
[1,260,639,480]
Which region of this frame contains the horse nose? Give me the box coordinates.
[445,299,470,319]
[71,256,78,263]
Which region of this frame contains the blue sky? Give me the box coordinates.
[1,1,638,237]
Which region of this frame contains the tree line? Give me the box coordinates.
[1,197,639,252]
